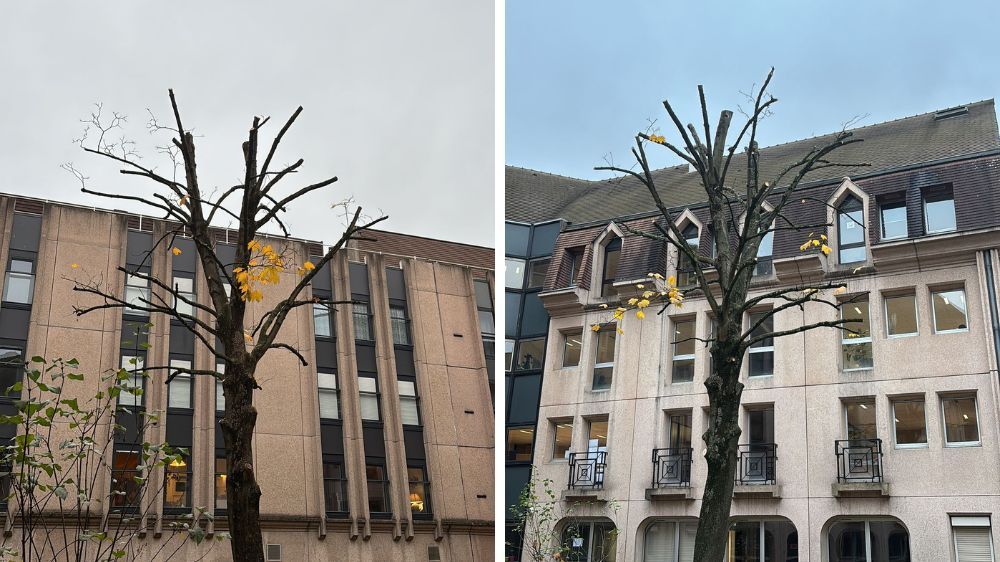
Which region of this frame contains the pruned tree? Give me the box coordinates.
[595,68,868,562]
[63,91,386,561]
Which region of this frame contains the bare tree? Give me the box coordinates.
[64,91,386,561]
[596,69,867,562]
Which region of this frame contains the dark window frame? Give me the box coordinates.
[837,195,867,264]
[600,237,622,297]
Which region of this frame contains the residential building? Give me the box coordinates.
[506,100,1000,561]
[0,195,494,561]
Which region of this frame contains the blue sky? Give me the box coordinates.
[506,1,1000,179]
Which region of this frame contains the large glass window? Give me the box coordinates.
[728,520,799,562]
[0,348,23,396]
[643,520,697,562]
[124,273,150,316]
[505,258,526,289]
[601,238,622,297]
[671,319,695,383]
[214,457,227,511]
[932,288,968,333]
[942,395,980,446]
[366,464,390,514]
[924,187,956,234]
[358,376,380,421]
[407,466,432,515]
[562,520,617,562]
[755,229,774,277]
[119,355,145,408]
[553,421,573,460]
[668,413,692,449]
[515,338,544,371]
[567,249,583,287]
[318,371,339,419]
[506,427,534,462]
[828,520,910,562]
[841,297,873,370]
[3,258,34,304]
[593,327,616,390]
[892,399,926,447]
[353,302,372,341]
[164,455,191,509]
[322,461,348,513]
[173,276,195,317]
[845,399,877,441]
[884,294,918,337]
[562,331,583,367]
[389,305,411,345]
[677,224,700,287]
[398,380,420,425]
[110,449,142,509]
[588,419,608,449]
[474,279,495,338]
[526,259,550,289]
[837,195,866,264]
[747,312,774,377]
[880,198,908,240]
[313,303,333,338]
[167,359,192,409]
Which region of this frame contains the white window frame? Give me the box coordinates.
[746,311,774,378]
[879,200,908,241]
[890,398,928,449]
[841,299,873,372]
[671,318,696,384]
[884,293,918,338]
[119,355,145,407]
[318,371,339,420]
[931,288,970,334]
[172,276,195,317]
[942,394,982,448]
[951,516,995,562]
[592,327,615,392]
[924,193,957,234]
[358,376,380,421]
[397,379,420,426]
[168,359,193,409]
[124,274,151,317]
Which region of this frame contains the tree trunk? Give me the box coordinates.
[220,361,264,562]
[692,347,744,562]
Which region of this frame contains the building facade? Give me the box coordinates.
[0,195,494,561]
[506,100,1000,561]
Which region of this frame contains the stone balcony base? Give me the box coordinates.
[645,486,693,501]
[733,484,782,499]
[562,489,608,502]
[832,482,890,498]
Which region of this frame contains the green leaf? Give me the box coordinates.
[67,373,85,381]
[30,356,45,364]
[53,486,68,500]
[61,398,80,412]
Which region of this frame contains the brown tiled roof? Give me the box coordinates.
[508,99,1000,224]
[353,229,494,271]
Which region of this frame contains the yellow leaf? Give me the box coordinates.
[303,261,316,271]
[636,284,645,289]
[70,263,79,269]
[171,247,182,256]
[820,244,832,256]
[627,297,639,306]
[591,324,601,332]
[616,327,624,335]
[812,239,820,247]
[642,290,655,299]
[820,234,828,241]
[667,275,676,286]
[637,299,650,309]
[636,310,645,319]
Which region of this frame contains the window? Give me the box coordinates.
[353,302,372,341]
[677,224,699,287]
[841,297,873,370]
[932,288,968,333]
[845,399,876,441]
[562,331,582,367]
[668,413,692,450]
[164,455,191,509]
[601,237,621,297]
[884,293,918,337]
[506,427,534,462]
[592,327,616,390]
[951,516,995,562]
[318,371,339,419]
[313,303,333,338]
[828,520,910,562]
[588,419,608,449]
[322,461,348,513]
[505,258,526,289]
[358,376,380,421]
[407,466,432,515]
[837,195,866,264]
[567,249,583,287]
[942,395,980,446]
[168,359,192,409]
[526,259,549,289]
[398,380,420,425]
[553,421,572,460]
[474,280,495,337]
[562,521,617,562]
[504,340,514,371]
[119,355,145,407]
[215,363,225,412]
[747,312,773,377]
[515,338,544,371]
[124,273,150,316]
[880,198,908,240]
[110,449,142,509]
[388,305,410,345]
[173,276,195,316]
[671,319,695,383]
[892,399,926,447]
[0,348,23,396]
[3,258,34,304]
[924,186,956,234]
[366,464,390,514]
[728,520,799,562]
[755,228,774,277]
[643,520,697,562]
[214,457,227,511]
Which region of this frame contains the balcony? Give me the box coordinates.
[646,448,693,501]
[733,443,780,499]
[563,451,607,502]
[833,439,889,498]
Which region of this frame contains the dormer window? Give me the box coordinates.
[677,224,699,287]
[923,186,956,234]
[601,237,621,297]
[755,228,773,276]
[879,195,907,240]
[837,195,866,264]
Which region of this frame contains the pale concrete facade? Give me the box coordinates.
[0,194,494,561]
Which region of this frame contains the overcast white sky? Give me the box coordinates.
[0,1,494,247]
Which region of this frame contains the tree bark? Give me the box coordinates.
[220,360,264,562]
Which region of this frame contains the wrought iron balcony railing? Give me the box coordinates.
[567,451,607,490]
[651,447,692,488]
[835,438,884,483]
[736,443,777,485]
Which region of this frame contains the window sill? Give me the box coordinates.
[887,333,918,339]
[933,328,969,335]
[893,443,928,450]
[944,442,982,448]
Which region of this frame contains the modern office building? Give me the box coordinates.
[506,100,1000,561]
[0,194,494,561]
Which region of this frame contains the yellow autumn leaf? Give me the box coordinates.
[303,261,316,271]
[667,275,676,286]
[636,310,645,319]
[591,324,601,332]
[70,263,79,269]
[171,247,182,256]
[628,297,639,306]
[820,244,832,256]
[637,299,650,309]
